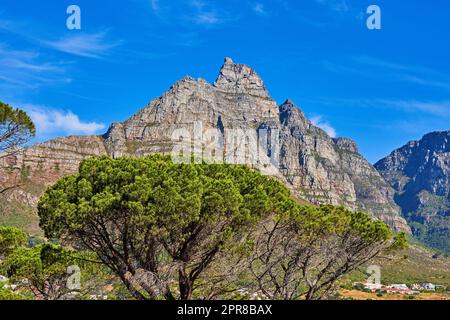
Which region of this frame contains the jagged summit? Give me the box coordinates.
[279,99,308,128]
[282,99,295,105]
[214,57,270,98]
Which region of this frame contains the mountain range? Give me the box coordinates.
[1,58,448,250]
[376,131,450,252]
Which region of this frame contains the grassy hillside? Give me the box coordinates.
[0,182,46,235]
[343,242,450,288]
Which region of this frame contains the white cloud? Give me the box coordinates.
[150,0,160,13]
[43,32,120,59]
[21,104,106,138]
[194,12,220,25]
[253,3,267,16]
[310,115,337,138]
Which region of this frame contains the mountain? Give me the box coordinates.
[0,58,410,233]
[375,131,450,252]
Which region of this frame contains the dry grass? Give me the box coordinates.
[340,289,449,300]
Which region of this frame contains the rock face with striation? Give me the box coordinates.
[0,58,410,233]
[277,100,407,231]
[375,131,450,252]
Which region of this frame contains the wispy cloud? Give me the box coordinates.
[374,99,450,117]
[253,3,268,16]
[310,115,337,137]
[188,0,227,26]
[355,56,450,90]
[21,104,106,138]
[315,0,349,12]
[309,97,450,118]
[42,32,121,59]
[148,0,233,26]
[322,55,450,91]
[150,0,161,14]
[194,12,220,25]
[0,43,70,94]
[148,0,171,21]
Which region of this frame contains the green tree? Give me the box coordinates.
[249,204,408,300]
[0,102,35,194]
[38,155,291,300]
[0,226,27,258]
[2,243,79,300]
[0,288,28,300]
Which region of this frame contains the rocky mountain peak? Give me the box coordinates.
[0,57,411,234]
[279,99,309,129]
[214,57,270,98]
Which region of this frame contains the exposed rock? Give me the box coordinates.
[277,100,408,232]
[214,57,270,99]
[375,131,450,251]
[0,58,410,233]
[333,138,359,154]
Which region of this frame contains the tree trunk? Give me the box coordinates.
[305,288,316,300]
[179,269,193,300]
[120,274,148,300]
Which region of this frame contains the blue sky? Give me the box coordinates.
[0,0,449,163]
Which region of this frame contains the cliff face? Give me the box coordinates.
[375,131,450,251]
[0,58,410,232]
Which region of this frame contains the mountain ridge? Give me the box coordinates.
[0,58,410,233]
[375,130,450,252]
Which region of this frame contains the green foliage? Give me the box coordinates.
[280,204,393,246]
[405,191,450,253]
[410,217,450,253]
[38,155,291,299]
[0,226,27,257]
[0,192,41,233]
[389,232,409,252]
[4,243,73,281]
[0,288,28,300]
[20,164,30,182]
[2,243,78,300]
[36,155,407,300]
[251,204,396,300]
[0,101,35,153]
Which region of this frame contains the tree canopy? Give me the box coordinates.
[37,155,408,300]
[249,204,407,299]
[2,243,79,300]
[0,102,35,195]
[0,226,28,258]
[38,155,291,299]
[0,101,35,157]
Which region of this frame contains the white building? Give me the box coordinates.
[411,283,436,291]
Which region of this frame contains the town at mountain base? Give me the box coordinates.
[0,58,448,253]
